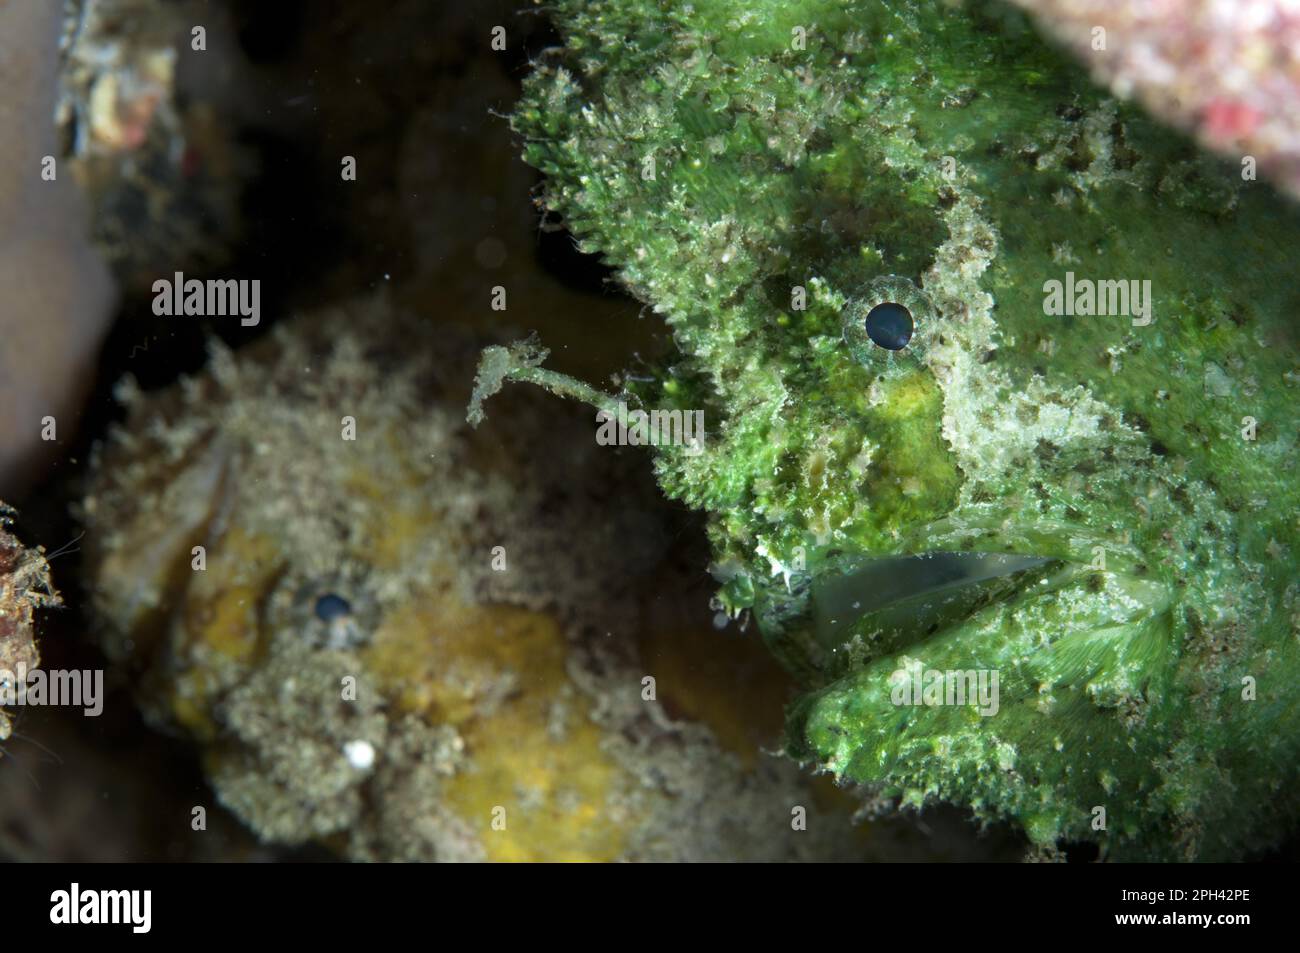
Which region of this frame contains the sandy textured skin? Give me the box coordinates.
[475,0,1300,859]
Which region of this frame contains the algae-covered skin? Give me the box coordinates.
[82,297,925,862]
[475,0,1300,859]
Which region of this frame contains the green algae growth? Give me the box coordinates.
[470,0,1300,860]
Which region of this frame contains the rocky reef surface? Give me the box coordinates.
[0,1,115,495]
[1011,0,1300,201]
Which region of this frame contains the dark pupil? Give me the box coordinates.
[314,593,352,621]
[864,302,914,350]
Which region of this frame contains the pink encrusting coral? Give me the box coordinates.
[1012,0,1300,199]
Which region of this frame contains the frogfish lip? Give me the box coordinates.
[754,548,1061,681]
[812,551,1053,655]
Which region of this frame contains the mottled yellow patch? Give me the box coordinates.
[182,527,279,661]
[168,526,281,737]
[873,368,940,421]
[170,669,219,739]
[342,454,442,572]
[365,588,627,861]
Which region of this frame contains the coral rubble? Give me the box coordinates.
[0,506,59,744]
[56,0,244,291]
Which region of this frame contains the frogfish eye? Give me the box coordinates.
[314,593,352,622]
[864,302,914,350]
[840,276,931,368]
